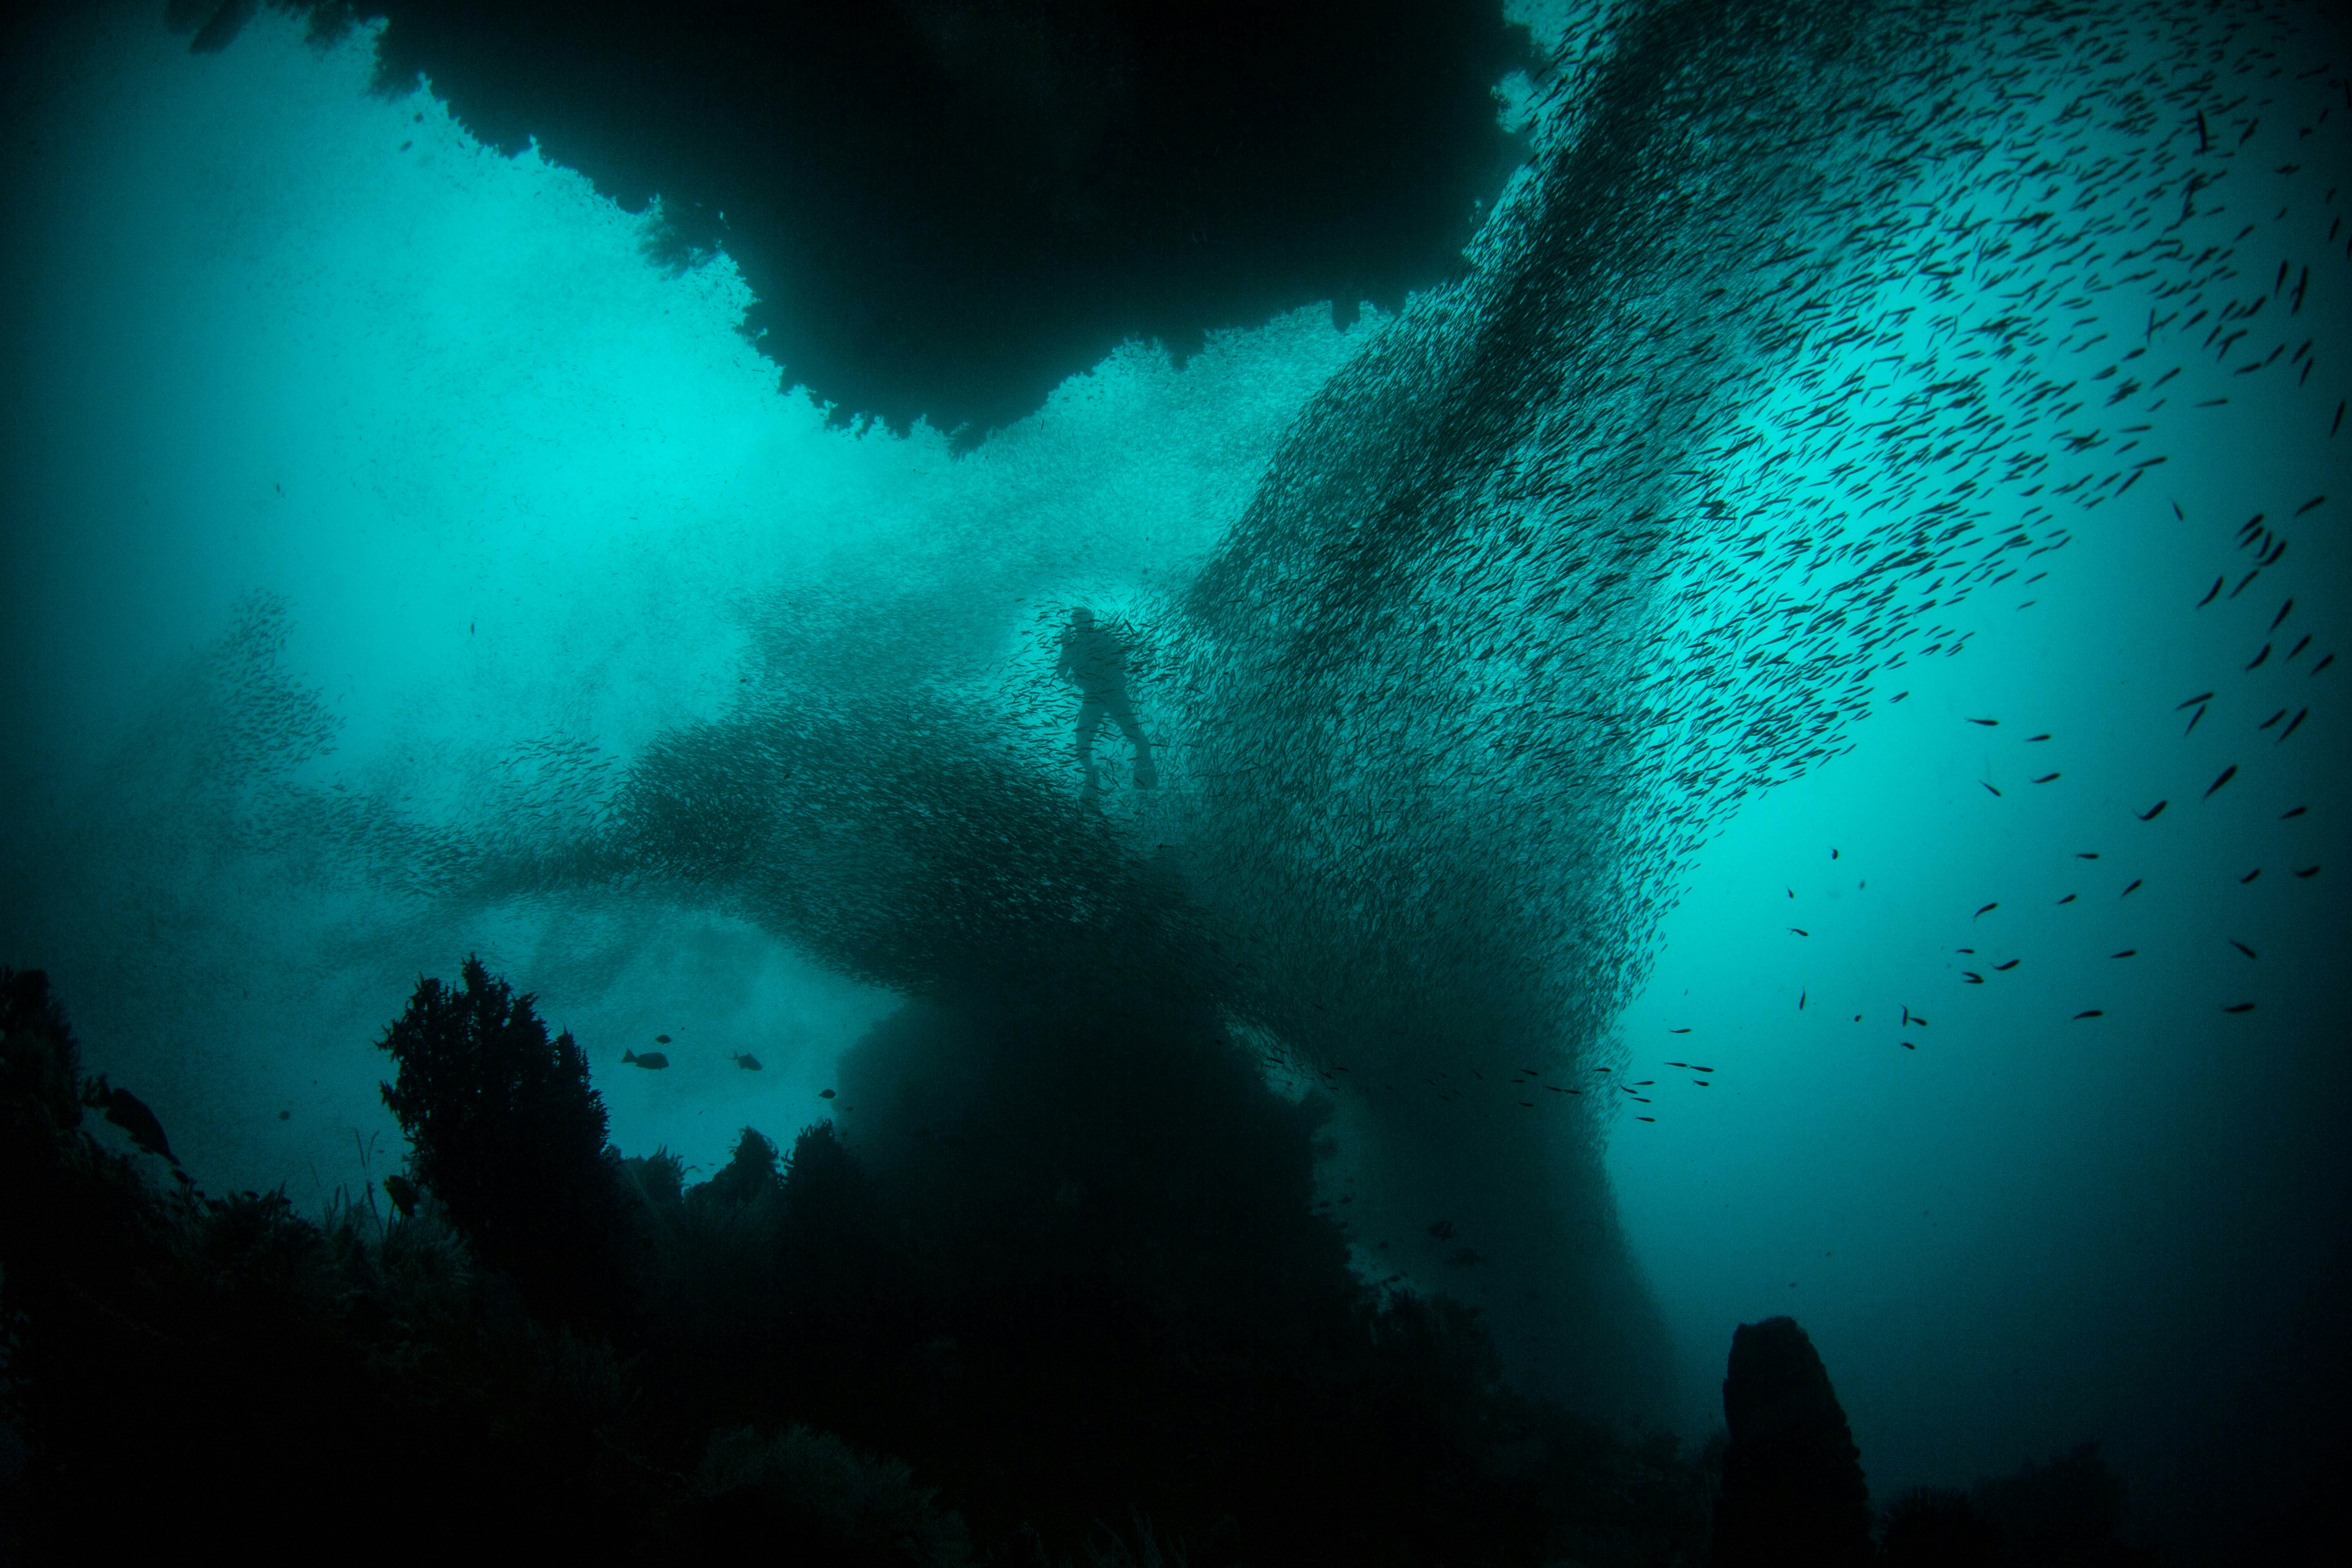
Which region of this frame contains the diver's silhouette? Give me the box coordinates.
[1056,606,1156,796]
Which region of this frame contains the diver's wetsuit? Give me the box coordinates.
[1057,609,1156,794]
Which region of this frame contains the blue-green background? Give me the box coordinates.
[2,3,2343,1554]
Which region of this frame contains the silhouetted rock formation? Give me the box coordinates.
[1712,1315,1873,1568]
[270,0,1529,442]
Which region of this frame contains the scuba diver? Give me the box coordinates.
[1056,606,1156,797]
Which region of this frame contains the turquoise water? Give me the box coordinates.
[2,3,2343,1555]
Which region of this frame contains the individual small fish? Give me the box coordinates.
[2032,772,2060,783]
[2056,893,2077,904]
[2176,692,2215,710]
[86,1077,176,1165]
[2077,852,2100,859]
[1967,717,1999,726]
[2196,577,2223,608]
[1900,1041,1917,1050]
[1994,959,2020,971]
[2137,801,2167,821]
[2245,645,2271,671]
[2205,764,2237,798]
[1982,781,2002,796]
[1691,1066,1715,1073]
[1798,990,1807,1009]
[2294,865,2321,878]
[2240,868,2261,884]
[2259,708,2287,729]
[820,1088,837,1098]
[622,1049,668,1069]
[2229,940,2256,958]
[1669,1027,1692,1034]
[2271,599,2295,631]
[2281,806,2307,818]
[2185,704,2208,735]
[1790,927,1810,936]
[2026,733,2051,742]
[2288,635,2312,659]
[655,1033,672,1044]
[1975,902,1999,917]
[1901,1004,1912,1025]
[2278,708,2308,742]
[2111,949,2137,959]
[1665,1061,1689,1068]
[730,1051,762,1070]
[1962,972,1984,984]
[2074,1009,2104,1019]
[1635,1116,1655,1123]
[2222,1002,2256,1014]
[1831,848,1839,859]
[1891,691,1909,702]
[2313,653,2335,675]
[2123,878,2143,895]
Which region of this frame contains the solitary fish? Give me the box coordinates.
[2229,940,2256,959]
[2294,865,2321,878]
[88,1078,176,1165]
[2196,577,2223,608]
[1975,902,1999,917]
[2245,645,2271,671]
[1790,927,1810,936]
[2205,765,2238,798]
[730,1052,762,1071]
[2074,1009,2104,1020]
[2057,893,2077,904]
[2278,708,2308,742]
[2281,806,2307,818]
[1901,1041,1917,1050]
[622,1049,668,1070]
[2111,950,2137,959]
[2123,878,2143,896]
[1669,1027,1692,1034]
[2176,692,2215,710]
[1982,781,2002,797]
[819,1088,837,1099]
[2032,773,2060,784]
[2222,1003,2256,1014]
[2271,599,2295,631]
[2026,733,2051,742]
[1967,717,1999,726]
[2077,852,2100,859]
[2136,800,2167,821]
[2240,868,2261,884]
[1798,990,1807,1009]
[1994,959,2020,971]
[1962,972,1984,984]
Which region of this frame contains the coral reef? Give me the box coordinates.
[2,961,1718,1564]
